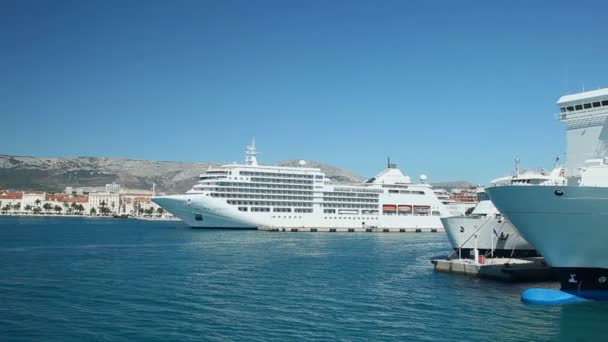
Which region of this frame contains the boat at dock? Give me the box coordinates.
[442,161,565,259]
[488,164,608,300]
[487,88,608,301]
[153,140,451,230]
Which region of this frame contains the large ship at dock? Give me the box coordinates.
[153,141,450,230]
[487,88,608,300]
[442,162,565,259]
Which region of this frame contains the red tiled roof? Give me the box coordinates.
[0,192,23,200]
[46,194,89,203]
[46,194,70,202]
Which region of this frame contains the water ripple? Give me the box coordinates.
[0,217,605,341]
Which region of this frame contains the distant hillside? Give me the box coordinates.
[0,155,365,194]
[0,154,476,194]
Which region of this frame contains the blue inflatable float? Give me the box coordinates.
[521,288,588,305]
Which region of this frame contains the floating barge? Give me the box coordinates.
[259,227,443,233]
[432,257,557,282]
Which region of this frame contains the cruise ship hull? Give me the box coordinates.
[486,185,608,300]
[153,194,446,230]
[441,216,539,258]
[152,195,256,229]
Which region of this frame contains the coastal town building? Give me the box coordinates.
[22,191,46,209]
[1,183,169,218]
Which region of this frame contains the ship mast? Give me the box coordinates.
[245,138,258,166]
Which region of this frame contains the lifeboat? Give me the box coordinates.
[382,205,397,211]
[398,205,412,211]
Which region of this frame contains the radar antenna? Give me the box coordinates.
[245,138,258,166]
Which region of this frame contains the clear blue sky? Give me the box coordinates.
[1,0,607,183]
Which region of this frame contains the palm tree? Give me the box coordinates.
[33,207,42,214]
[90,207,97,216]
[43,203,52,213]
[24,204,32,213]
[100,207,111,215]
[77,204,84,214]
[1,204,10,214]
[35,199,41,207]
[156,207,164,216]
[54,205,62,214]
[12,203,21,213]
[99,200,107,214]
[63,202,70,214]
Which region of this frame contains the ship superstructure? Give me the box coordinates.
[153,141,450,230]
[557,88,608,179]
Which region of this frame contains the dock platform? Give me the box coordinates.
[259,227,444,233]
[432,257,557,282]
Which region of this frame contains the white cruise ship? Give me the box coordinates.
[487,88,608,300]
[152,141,450,230]
[442,162,566,259]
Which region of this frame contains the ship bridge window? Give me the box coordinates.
[194,214,203,221]
[584,103,592,109]
[560,107,566,113]
[566,106,574,111]
[593,102,601,108]
[575,104,583,110]
[603,100,608,106]
[388,190,399,194]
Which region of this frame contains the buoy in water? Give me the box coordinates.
[521,288,588,305]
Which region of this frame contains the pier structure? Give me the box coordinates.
[432,257,557,282]
[259,226,443,233]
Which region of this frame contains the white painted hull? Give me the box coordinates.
[153,194,446,230]
[441,215,537,258]
[486,185,608,268]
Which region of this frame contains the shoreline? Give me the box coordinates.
[0,213,179,221]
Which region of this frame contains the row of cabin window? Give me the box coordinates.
[217,182,313,190]
[227,200,313,207]
[388,190,426,195]
[250,177,314,185]
[211,193,313,201]
[323,198,378,203]
[323,209,380,215]
[205,171,230,175]
[334,188,384,193]
[237,207,313,213]
[560,100,608,112]
[321,203,378,209]
[213,188,312,195]
[240,171,315,179]
[323,192,379,198]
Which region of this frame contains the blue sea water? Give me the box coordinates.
[1,216,608,341]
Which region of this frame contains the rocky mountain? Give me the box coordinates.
[0,154,476,194]
[0,155,365,194]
